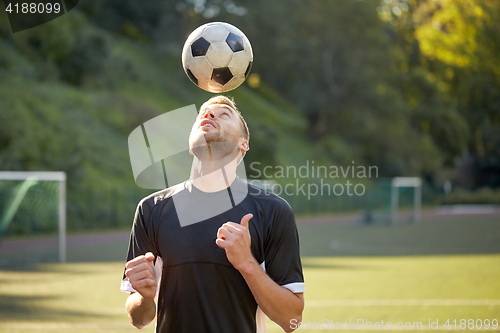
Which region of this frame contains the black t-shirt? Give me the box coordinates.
[121,177,304,333]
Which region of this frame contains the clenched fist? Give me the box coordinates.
[125,252,157,300]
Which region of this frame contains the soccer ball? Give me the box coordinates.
[182,22,253,93]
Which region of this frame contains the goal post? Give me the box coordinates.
[0,171,66,263]
[390,177,422,224]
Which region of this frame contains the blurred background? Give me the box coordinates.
[0,0,499,332]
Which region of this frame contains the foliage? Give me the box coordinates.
[439,187,500,205]
[380,0,500,188]
[0,0,498,231]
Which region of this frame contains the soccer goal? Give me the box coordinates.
[0,171,66,264]
[390,177,422,224]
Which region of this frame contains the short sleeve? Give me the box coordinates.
[120,199,159,293]
[263,201,305,294]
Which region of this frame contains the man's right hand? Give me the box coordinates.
[125,252,157,300]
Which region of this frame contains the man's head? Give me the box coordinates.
[189,96,250,162]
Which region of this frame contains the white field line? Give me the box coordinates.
[0,322,132,329]
[2,322,498,331]
[1,300,498,330]
[306,299,500,307]
[0,307,126,318]
[266,323,500,331]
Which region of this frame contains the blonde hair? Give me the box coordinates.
[200,96,250,141]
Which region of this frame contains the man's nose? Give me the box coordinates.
[202,110,216,119]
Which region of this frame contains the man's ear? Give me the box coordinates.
[189,149,194,155]
[239,140,249,152]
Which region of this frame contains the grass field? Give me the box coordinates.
[0,214,499,332]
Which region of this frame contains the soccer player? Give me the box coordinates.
[121,96,305,332]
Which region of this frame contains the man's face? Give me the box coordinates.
[188,104,245,160]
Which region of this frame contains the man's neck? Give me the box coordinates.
[189,154,240,193]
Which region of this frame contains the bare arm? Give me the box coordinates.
[239,259,304,332]
[217,214,304,332]
[125,292,156,329]
[124,252,158,329]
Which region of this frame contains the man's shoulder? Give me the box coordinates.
[138,182,186,209]
[245,181,293,214]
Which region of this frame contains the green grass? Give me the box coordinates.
[0,262,136,332]
[275,255,500,332]
[0,214,499,332]
[1,255,499,332]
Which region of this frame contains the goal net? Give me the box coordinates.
[359,177,422,226]
[0,171,66,266]
[390,177,422,224]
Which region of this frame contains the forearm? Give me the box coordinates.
[125,292,156,329]
[239,260,303,332]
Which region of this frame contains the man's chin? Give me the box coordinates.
[203,130,222,142]
[190,141,240,162]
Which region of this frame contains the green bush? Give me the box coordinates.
[439,188,500,205]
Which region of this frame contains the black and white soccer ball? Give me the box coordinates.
[182,22,253,93]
